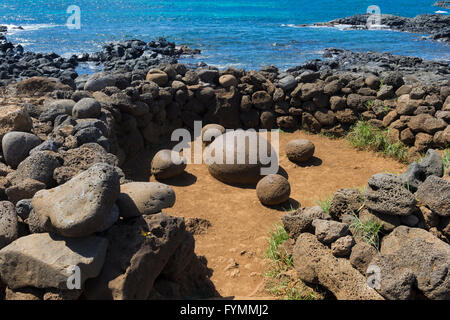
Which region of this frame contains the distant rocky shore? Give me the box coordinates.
[0,26,200,88]
[312,13,450,44]
[1,26,449,90]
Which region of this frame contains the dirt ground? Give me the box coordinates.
[124,130,406,299]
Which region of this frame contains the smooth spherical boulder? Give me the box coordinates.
[205,130,278,185]
[256,174,291,205]
[2,132,41,168]
[151,149,187,180]
[201,124,226,145]
[286,139,315,163]
[219,75,238,88]
[72,98,101,119]
[117,182,176,218]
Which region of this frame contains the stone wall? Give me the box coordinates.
[67,64,449,163]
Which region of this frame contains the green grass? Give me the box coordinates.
[365,99,374,110]
[349,214,384,250]
[347,120,409,163]
[264,225,324,300]
[266,224,292,266]
[316,195,333,215]
[265,275,322,300]
[443,149,450,172]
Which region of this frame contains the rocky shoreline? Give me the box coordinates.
[312,13,450,44]
[0,26,200,88]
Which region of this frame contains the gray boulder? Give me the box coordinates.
[2,132,41,168]
[15,199,32,221]
[72,98,101,119]
[117,182,176,218]
[416,175,450,217]
[328,188,364,220]
[39,99,75,122]
[400,149,444,192]
[282,206,329,240]
[399,162,425,192]
[331,235,355,257]
[11,151,62,187]
[151,149,187,180]
[349,242,378,274]
[365,173,416,216]
[312,219,349,244]
[0,233,108,290]
[29,139,58,154]
[278,75,297,91]
[84,73,116,92]
[31,163,120,237]
[0,201,18,250]
[369,226,450,300]
[420,149,444,178]
[205,130,278,185]
[98,204,120,233]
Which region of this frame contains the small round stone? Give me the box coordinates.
[256,174,291,206]
[151,149,187,180]
[286,139,315,163]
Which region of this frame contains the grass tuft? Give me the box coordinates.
[316,195,333,215]
[347,120,409,163]
[266,224,292,266]
[264,225,324,300]
[443,149,450,172]
[349,214,383,250]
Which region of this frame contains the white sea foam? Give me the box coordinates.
[3,23,61,35]
[434,10,448,14]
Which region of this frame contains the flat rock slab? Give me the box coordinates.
[32,163,120,237]
[0,233,108,290]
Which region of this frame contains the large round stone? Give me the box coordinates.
[151,149,187,180]
[72,98,101,119]
[201,124,226,145]
[286,139,315,163]
[256,174,291,205]
[2,131,41,168]
[205,130,278,185]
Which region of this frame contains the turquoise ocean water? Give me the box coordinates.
[1,0,449,70]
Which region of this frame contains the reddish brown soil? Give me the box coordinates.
[125,130,406,299]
